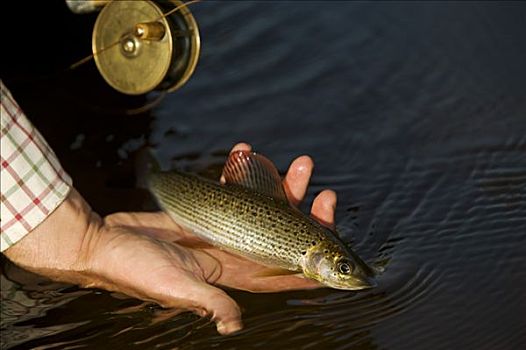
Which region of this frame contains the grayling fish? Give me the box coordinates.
[148,150,375,290]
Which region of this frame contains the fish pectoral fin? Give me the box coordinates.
[254,267,301,277]
[221,150,288,202]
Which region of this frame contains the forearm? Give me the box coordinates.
[1,80,123,290]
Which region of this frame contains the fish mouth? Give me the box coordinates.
[329,275,377,291]
[353,276,377,290]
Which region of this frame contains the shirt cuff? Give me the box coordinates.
[1,81,73,252]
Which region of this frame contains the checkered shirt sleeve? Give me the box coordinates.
[1,81,72,252]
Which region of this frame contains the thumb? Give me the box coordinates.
[187,282,243,335]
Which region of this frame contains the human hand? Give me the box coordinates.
[4,143,337,335]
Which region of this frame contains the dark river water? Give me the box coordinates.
[1,1,526,349]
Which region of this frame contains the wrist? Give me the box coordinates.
[4,188,103,284]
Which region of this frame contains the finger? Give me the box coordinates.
[220,142,252,184]
[283,155,314,206]
[207,249,323,292]
[104,212,185,240]
[105,211,174,228]
[189,283,243,335]
[229,142,252,153]
[155,274,242,335]
[310,190,337,230]
[104,212,212,248]
[239,274,323,293]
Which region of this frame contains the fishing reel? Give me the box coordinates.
[90,0,200,95]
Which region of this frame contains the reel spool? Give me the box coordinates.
[92,0,200,95]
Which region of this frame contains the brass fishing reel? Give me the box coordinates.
[92,0,200,95]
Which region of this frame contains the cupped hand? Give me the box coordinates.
[95,143,337,334]
[5,143,337,335]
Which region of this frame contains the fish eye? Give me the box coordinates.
[337,260,353,275]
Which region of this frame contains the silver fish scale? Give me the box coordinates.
[149,170,339,270]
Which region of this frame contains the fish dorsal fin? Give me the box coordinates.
[222,150,288,201]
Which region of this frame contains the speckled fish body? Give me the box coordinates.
[150,169,335,268]
[148,151,375,290]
